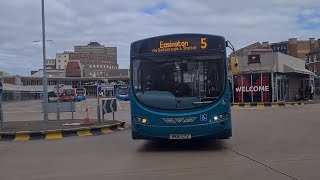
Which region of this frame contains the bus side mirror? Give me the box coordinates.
[231,56,240,74]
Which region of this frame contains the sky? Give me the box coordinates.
[0,0,320,75]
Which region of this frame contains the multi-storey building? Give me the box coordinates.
[69,42,118,77]
[55,52,70,70]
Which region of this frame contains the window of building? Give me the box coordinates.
[89,65,92,68]
[65,60,67,63]
[58,60,61,62]
[103,65,106,68]
[59,65,61,69]
[314,54,317,62]
[64,55,66,58]
[93,65,96,68]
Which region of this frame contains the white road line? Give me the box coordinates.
[117,101,123,110]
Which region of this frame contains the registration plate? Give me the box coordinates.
[169,134,192,139]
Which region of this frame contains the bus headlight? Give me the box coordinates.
[212,112,230,121]
[141,118,148,124]
[133,116,148,124]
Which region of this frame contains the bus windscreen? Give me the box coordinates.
[132,54,225,109]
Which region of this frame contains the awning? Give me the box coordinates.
[283,65,314,75]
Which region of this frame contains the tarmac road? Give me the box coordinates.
[1,100,320,180]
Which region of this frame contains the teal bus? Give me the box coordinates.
[130,34,232,140]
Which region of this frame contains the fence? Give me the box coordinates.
[2,91,42,102]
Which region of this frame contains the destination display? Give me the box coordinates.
[151,38,207,53]
[130,34,226,55]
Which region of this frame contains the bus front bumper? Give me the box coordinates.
[132,121,232,140]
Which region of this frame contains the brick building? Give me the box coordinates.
[69,42,118,77]
[268,38,320,60]
[306,46,320,76]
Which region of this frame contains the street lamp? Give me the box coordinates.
[41,0,49,122]
[33,40,53,43]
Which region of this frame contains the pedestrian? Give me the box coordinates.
[310,85,314,101]
[299,87,304,101]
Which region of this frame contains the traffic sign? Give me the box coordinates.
[102,98,117,114]
[0,81,3,95]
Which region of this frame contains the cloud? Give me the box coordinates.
[142,2,168,15]
[0,0,320,75]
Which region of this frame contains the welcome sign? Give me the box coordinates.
[233,73,272,102]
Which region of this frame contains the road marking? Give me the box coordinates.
[101,127,112,133]
[77,129,92,136]
[243,104,250,108]
[257,104,264,108]
[45,132,63,140]
[117,101,123,110]
[14,134,30,141]
[272,104,279,108]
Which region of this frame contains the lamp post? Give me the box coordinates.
[41,0,48,122]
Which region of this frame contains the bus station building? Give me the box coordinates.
[231,51,314,103]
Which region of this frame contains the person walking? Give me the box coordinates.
[309,85,314,101]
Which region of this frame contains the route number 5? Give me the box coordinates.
[201,38,207,49]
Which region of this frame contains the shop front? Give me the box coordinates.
[231,51,314,103]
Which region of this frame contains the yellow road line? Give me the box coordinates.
[46,132,62,140]
[14,134,30,141]
[257,104,264,108]
[101,127,113,133]
[243,104,251,108]
[272,104,279,108]
[77,129,92,136]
